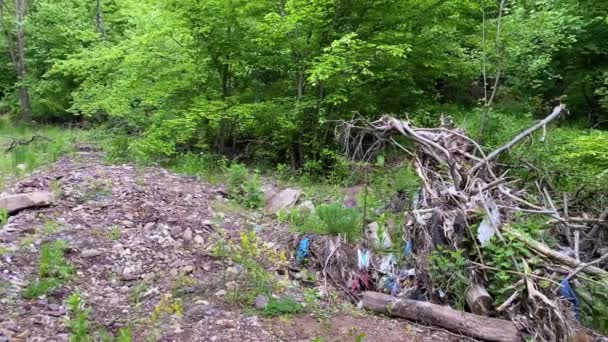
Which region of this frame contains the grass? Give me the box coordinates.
[22,240,74,299]
[0,116,88,191]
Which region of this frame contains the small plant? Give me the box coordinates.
[108,226,122,240]
[66,292,91,341]
[0,208,8,227]
[226,164,264,209]
[315,204,362,242]
[428,247,470,310]
[262,297,303,317]
[23,240,74,299]
[42,220,61,234]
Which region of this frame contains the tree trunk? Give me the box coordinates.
[361,292,520,342]
[95,0,106,38]
[14,0,31,121]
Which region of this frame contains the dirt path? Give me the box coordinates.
[0,152,462,341]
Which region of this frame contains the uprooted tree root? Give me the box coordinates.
[330,104,608,341]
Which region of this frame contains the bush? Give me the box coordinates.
[291,204,363,242]
[226,164,264,209]
[262,297,303,317]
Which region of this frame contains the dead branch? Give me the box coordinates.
[471,104,566,173]
[4,135,53,153]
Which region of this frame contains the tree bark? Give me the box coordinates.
[95,0,106,38]
[361,291,520,342]
[465,283,494,316]
[13,0,31,121]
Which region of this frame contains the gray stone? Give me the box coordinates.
[81,248,103,258]
[0,192,55,214]
[182,228,193,240]
[194,235,204,245]
[254,295,269,310]
[265,188,302,214]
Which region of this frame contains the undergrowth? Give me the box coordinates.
[0,118,87,191]
[23,240,73,299]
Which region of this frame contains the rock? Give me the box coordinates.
[0,192,55,214]
[183,228,193,240]
[215,319,236,328]
[297,200,316,214]
[122,220,134,228]
[265,188,302,214]
[254,295,268,310]
[170,226,183,237]
[81,248,103,258]
[242,316,258,326]
[214,289,226,297]
[144,222,156,231]
[194,235,204,245]
[182,265,194,274]
[210,336,218,342]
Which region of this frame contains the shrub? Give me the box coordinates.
[226,164,264,209]
[262,297,303,317]
[428,247,470,310]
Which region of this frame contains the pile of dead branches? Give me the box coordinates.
[333,104,608,341]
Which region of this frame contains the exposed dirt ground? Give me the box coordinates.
[0,152,463,341]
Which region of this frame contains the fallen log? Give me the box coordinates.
[0,192,55,214]
[361,291,520,342]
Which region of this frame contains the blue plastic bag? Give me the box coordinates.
[296,237,310,264]
[559,278,580,320]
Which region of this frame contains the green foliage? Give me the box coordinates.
[316,204,362,242]
[262,297,303,317]
[66,292,133,342]
[428,247,470,310]
[0,121,86,191]
[226,164,264,209]
[218,230,287,306]
[66,292,92,342]
[284,202,364,242]
[23,240,74,299]
[0,208,8,227]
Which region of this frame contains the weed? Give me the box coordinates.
[315,204,362,242]
[66,292,91,341]
[262,297,303,317]
[108,226,122,240]
[226,164,264,209]
[66,292,133,342]
[42,220,61,235]
[0,208,8,227]
[23,240,74,299]
[428,247,470,310]
[129,281,150,305]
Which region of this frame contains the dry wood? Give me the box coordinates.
[465,283,493,316]
[361,291,520,342]
[509,229,607,276]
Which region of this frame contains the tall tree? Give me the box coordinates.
[13,0,31,121]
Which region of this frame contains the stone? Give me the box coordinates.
[214,289,226,297]
[297,200,316,214]
[242,316,258,326]
[0,192,55,214]
[254,295,268,310]
[144,222,156,231]
[194,235,204,245]
[265,188,302,214]
[122,220,134,228]
[169,226,183,237]
[182,265,194,274]
[81,249,103,258]
[183,228,193,240]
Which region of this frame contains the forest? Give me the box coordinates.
[1,0,608,341]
